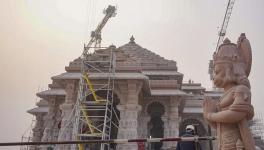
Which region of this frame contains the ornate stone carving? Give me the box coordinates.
[117,104,141,149]
[40,97,63,150]
[203,33,255,150]
[57,80,77,150]
[116,81,143,150]
[163,97,180,149]
[30,113,45,150]
[41,98,58,142]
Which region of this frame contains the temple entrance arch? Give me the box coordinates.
[147,102,165,150]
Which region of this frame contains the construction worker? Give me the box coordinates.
[176,125,201,150]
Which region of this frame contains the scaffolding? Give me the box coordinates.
[251,112,264,140]
[71,5,118,150]
[72,45,119,150]
[21,87,45,150]
[20,117,35,150]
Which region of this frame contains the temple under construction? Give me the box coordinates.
[26,35,223,150]
[22,2,264,150]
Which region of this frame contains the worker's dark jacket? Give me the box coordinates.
[176,131,201,150]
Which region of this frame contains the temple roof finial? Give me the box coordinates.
[129,35,135,44]
[223,38,231,44]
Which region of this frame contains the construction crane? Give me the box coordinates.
[215,0,236,52]
[209,0,236,81]
[83,5,117,55]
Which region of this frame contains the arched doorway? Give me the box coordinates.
[147,102,165,150]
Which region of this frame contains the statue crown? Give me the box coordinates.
[213,38,243,64]
[213,33,252,77]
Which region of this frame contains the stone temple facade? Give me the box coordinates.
[27,37,222,150]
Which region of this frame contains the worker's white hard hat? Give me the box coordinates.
[186,125,195,130]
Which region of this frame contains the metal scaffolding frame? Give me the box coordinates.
[251,112,264,140]
[72,45,119,150]
[20,117,35,150]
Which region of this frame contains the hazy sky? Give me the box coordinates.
[0,0,264,149]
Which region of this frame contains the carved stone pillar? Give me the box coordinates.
[166,97,181,149]
[139,115,150,138]
[30,113,46,150]
[161,116,169,149]
[41,97,62,150]
[41,97,60,142]
[115,80,143,150]
[117,104,142,150]
[57,80,77,150]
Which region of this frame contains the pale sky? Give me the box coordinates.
[0,0,264,149]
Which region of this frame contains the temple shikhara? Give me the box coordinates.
[27,36,222,150]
